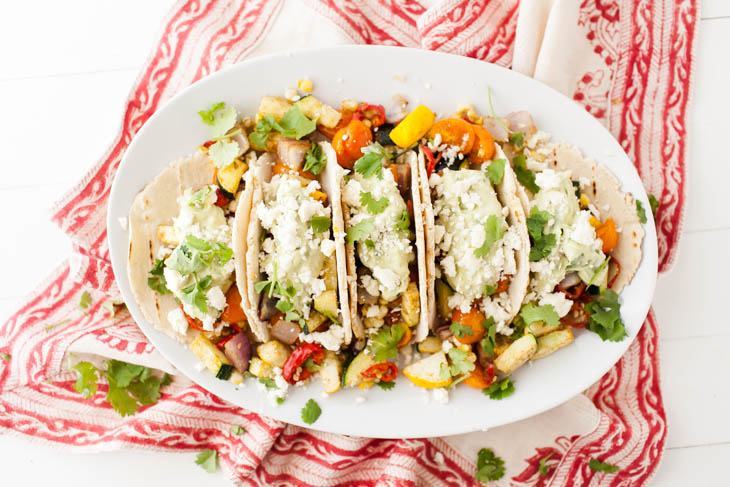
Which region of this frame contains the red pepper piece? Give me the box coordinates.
[214,187,231,208]
[353,103,386,127]
[282,342,325,383]
[361,362,398,382]
[420,144,441,176]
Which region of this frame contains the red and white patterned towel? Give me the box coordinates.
[0,0,697,485]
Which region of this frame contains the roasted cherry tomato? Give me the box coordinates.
[184,313,204,331]
[220,285,246,324]
[469,125,496,163]
[428,118,476,153]
[397,324,412,348]
[332,119,373,169]
[451,307,486,345]
[494,276,511,295]
[361,362,398,382]
[282,342,325,383]
[318,106,355,139]
[353,103,386,127]
[464,363,496,389]
[561,302,589,328]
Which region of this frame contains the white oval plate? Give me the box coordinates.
[108,46,657,439]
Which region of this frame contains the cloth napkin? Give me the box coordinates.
[0,0,697,485]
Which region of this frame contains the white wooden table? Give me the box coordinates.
[0,1,727,484]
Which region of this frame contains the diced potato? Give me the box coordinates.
[189,335,231,375]
[400,282,420,327]
[257,340,291,368]
[314,290,339,321]
[249,357,273,379]
[307,310,328,333]
[157,225,179,246]
[417,336,443,354]
[494,334,537,375]
[533,328,574,360]
[322,257,337,291]
[320,351,342,394]
[527,320,561,337]
[217,158,248,194]
[295,96,341,128]
[256,96,291,121]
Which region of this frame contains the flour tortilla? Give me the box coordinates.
[240,142,353,344]
[341,151,430,343]
[127,151,216,341]
[417,148,531,330]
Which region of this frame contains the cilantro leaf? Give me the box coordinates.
[277,106,316,139]
[195,449,219,473]
[486,159,506,185]
[447,348,475,377]
[360,191,389,215]
[301,398,322,425]
[474,215,504,258]
[0,352,10,362]
[513,154,539,193]
[346,218,375,244]
[585,289,627,341]
[538,454,554,477]
[483,377,515,400]
[72,361,98,398]
[231,425,245,435]
[180,276,212,313]
[354,143,388,178]
[189,186,213,209]
[79,290,92,310]
[103,360,170,416]
[258,377,277,389]
[588,458,619,473]
[636,199,647,224]
[648,193,659,215]
[508,131,524,148]
[450,321,473,339]
[198,102,237,138]
[475,448,506,483]
[249,116,276,149]
[167,235,232,276]
[207,139,240,169]
[395,210,411,232]
[519,303,559,327]
[479,318,497,358]
[376,381,395,391]
[303,143,327,175]
[527,208,556,262]
[309,215,331,234]
[368,324,405,362]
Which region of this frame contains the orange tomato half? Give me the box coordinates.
[469,125,496,163]
[221,285,246,324]
[428,118,476,153]
[596,217,619,253]
[332,119,372,169]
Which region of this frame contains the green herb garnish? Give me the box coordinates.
[301,399,322,425]
[483,377,515,400]
[474,215,504,258]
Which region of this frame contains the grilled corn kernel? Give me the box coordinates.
[297,78,313,93]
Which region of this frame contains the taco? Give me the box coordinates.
[238,136,352,364]
[498,112,644,372]
[128,101,255,381]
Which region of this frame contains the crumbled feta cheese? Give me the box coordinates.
[539,292,573,318]
[206,286,226,311]
[167,308,189,336]
[432,388,449,404]
[300,325,346,351]
[320,239,336,257]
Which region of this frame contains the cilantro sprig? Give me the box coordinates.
[474,215,504,258]
[475,448,506,483]
[479,318,497,358]
[346,218,375,244]
[198,102,237,138]
[486,159,506,185]
[250,106,316,148]
[368,324,404,362]
[527,208,556,262]
[354,143,389,178]
[585,289,627,341]
[166,235,233,276]
[636,199,648,224]
[147,260,170,295]
[72,361,99,398]
[508,132,525,148]
[303,143,327,175]
[309,215,331,234]
[207,138,240,168]
[519,303,560,327]
[447,348,475,377]
[450,321,473,339]
[195,449,219,473]
[513,154,539,193]
[360,191,389,215]
[395,210,411,232]
[483,377,515,400]
[301,398,322,425]
[648,193,659,215]
[588,458,620,473]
